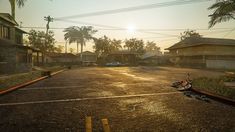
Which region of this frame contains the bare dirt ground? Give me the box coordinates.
[0,66,234,132]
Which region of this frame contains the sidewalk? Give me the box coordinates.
[0,69,65,95]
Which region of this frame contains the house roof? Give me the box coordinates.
[45,52,77,58]
[15,27,28,34]
[0,13,18,26]
[109,50,138,55]
[166,37,235,50]
[141,51,162,59]
[78,51,96,56]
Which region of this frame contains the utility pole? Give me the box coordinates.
[43,15,53,65]
[44,15,53,35]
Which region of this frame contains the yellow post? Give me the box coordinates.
[101,119,111,132]
[86,116,92,132]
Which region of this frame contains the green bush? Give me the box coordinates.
[193,76,235,100]
[0,66,65,90]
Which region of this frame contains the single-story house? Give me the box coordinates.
[107,50,139,65]
[78,51,97,63]
[139,51,164,65]
[44,52,79,64]
[0,13,42,74]
[165,37,235,69]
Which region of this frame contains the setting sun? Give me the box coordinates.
[127,24,136,33]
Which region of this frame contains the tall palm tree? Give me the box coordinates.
[78,26,97,60]
[64,26,97,60]
[64,26,82,54]
[208,0,235,28]
[9,0,27,19]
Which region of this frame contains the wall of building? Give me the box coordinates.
[169,45,235,56]
[0,46,17,74]
[82,55,97,62]
[206,60,235,69]
[0,46,32,74]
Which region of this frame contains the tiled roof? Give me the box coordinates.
[45,52,77,58]
[109,50,138,55]
[78,51,96,56]
[166,37,235,50]
[0,13,18,26]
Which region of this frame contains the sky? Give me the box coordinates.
[0,0,234,52]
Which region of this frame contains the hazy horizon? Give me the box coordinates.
[0,0,234,52]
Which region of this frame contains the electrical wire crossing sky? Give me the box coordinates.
[0,0,234,52]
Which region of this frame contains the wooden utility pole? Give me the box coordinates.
[44,15,53,35]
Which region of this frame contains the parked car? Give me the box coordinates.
[105,62,122,67]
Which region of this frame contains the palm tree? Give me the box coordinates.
[208,0,235,28]
[64,26,97,60]
[64,26,82,54]
[79,26,97,60]
[9,0,27,19]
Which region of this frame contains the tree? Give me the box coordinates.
[180,30,202,40]
[64,26,97,60]
[93,36,110,57]
[145,41,162,55]
[110,39,122,52]
[9,0,27,19]
[54,45,64,53]
[124,38,145,54]
[64,26,81,54]
[28,29,56,53]
[208,0,235,28]
[93,36,122,57]
[69,48,76,54]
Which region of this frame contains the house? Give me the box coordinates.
[44,52,79,64]
[165,37,235,69]
[78,51,97,64]
[139,51,163,65]
[0,13,42,74]
[107,50,139,65]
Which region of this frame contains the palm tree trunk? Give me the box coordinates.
[80,41,84,62]
[9,0,16,19]
[65,41,67,53]
[77,41,79,54]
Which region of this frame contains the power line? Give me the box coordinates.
[223,28,235,38]
[54,19,179,36]
[20,26,233,32]
[54,0,212,20]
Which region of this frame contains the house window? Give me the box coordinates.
[15,33,22,44]
[0,25,10,39]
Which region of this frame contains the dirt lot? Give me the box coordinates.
[0,66,234,132]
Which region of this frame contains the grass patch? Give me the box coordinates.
[0,66,65,91]
[193,76,235,100]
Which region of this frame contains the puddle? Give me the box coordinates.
[102,74,113,78]
[121,72,154,81]
[109,82,127,88]
[118,98,184,123]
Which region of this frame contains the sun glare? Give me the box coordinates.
[127,24,136,33]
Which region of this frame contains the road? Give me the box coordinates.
[0,67,234,132]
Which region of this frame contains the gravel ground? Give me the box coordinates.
[0,66,234,132]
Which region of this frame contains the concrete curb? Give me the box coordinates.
[0,69,66,95]
[191,88,235,106]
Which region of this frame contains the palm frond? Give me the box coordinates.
[16,0,27,8]
[208,0,235,28]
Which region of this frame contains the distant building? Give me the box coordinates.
[107,50,139,65]
[140,51,164,65]
[44,52,78,64]
[0,13,42,74]
[78,51,97,63]
[166,37,235,69]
